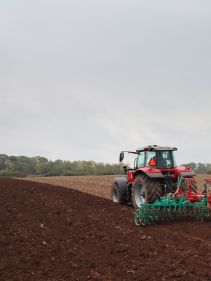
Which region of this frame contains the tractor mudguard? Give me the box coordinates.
[145,172,164,178]
[175,166,196,178]
[179,171,196,177]
[134,167,164,179]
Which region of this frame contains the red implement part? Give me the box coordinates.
[204,178,211,184]
[174,177,211,207]
[207,194,211,208]
[204,178,211,208]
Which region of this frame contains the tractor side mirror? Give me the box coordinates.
[119,152,124,162]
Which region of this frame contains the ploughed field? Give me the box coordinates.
[0,177,211,281]
[23,174,208,199]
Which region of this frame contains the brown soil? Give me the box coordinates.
[0,179,211,281]
[23,174,209,199]
[24,175,115,199]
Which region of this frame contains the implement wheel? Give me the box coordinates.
[133,213,141,226]
[132,174,162,208]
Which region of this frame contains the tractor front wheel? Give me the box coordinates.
[111,183,127,204]
[132,174,162,208]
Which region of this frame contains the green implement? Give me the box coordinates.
[133,194,211,226]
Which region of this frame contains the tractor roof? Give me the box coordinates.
[137,145,177,153]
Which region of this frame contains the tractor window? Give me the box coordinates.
[146,151,156,166]
[134,157,138,168]
[157,151,173,168]
[172,151,177,167]
[137,152,145,167]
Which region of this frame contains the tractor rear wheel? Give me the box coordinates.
[132,174,162,208]
[111,183,127,204]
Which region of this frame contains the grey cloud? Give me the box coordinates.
[1,0,211,164]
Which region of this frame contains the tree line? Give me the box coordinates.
[0,154,124,177]
[182,162,211,174]
[0,154,210,177]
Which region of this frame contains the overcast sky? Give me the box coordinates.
[1,0,211,164]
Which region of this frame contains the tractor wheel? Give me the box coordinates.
[132,174,162,208]
[111,182,127,205]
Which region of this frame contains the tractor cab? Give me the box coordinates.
[136,146,177,170]
[119,145,177,171]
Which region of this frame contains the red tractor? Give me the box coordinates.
[111,145,196,208]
